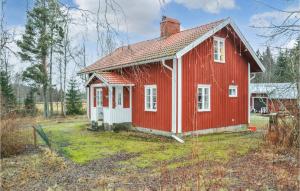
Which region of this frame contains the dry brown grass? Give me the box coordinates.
[0,114,34,157]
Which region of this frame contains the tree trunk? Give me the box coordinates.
[59,57,64,115]
[63,42,67,117]
[49,45,53,116]
[42,55,49,118]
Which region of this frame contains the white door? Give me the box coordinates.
[95,88,103,120]
[115,87,123,109]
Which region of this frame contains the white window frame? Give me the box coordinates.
[213,36,225,63]
[95,88,103,107]
[229,85,238,97]
[197,84,211,112]
[144,85,157,112]
[115,87,123,108]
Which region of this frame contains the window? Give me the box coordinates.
[145,85,157,111]
[229,85,238,97]
[115,87,123,107]
[95,88,103,107]
[197,84,211,112]
[213,37,225,63]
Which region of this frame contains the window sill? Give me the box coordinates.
[145,109,157,112]
[214,60,225,64]
[197,109,211,112]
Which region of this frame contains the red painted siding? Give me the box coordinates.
[123,87,130,108]
[102,87,109,107]
[181,28,249,132]
[120,62,172,132]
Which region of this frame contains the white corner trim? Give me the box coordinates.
[248,63,250,124]
[86,87,90,118]
[177,57,182,134]
[108,86,113,125]
[175,18,265,73]
[171,58,177,134]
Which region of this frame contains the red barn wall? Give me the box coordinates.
[181,28,249,132]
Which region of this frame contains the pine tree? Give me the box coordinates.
[24,88,37,116]
[274,50,293,82]
[66,79,83,115]
[17,0,64,118]
[260,47,275,82]
[0,70,16,114]
[252,47,275,83]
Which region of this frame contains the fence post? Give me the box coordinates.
[33,126,37,147]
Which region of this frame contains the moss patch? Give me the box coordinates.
[40,116,262,170]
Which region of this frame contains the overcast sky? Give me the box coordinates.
[3,0,300,82]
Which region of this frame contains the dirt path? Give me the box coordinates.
[1,146,299,190]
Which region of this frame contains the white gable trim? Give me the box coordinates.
[176,18,265,73]
[85,73,109,86]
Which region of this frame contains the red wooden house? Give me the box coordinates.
[80,17,265,136]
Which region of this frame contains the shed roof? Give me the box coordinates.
[250,83,298,99]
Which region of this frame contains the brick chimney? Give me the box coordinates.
[160,16,180,37]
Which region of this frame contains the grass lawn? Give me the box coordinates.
[40,114,267,170]
[250,113,269,129]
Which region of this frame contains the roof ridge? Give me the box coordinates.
[178,18,226,33]
[114,18,226,50]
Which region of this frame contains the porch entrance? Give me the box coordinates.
[86,72,134,126]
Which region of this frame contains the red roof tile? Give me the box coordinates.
[97,72,133,85]
[81,19,225,73]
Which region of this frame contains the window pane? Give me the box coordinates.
[153,102,157,109]
[214,40,219,61]
[117,93,121,105]
[204,88,209,109]
[146,88,151,96]
[152,88,157,96]
[146,95,151,109]
[198,88,203,109]
[220,41,225,61]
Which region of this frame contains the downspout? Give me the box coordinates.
[162,59,173,71]
[161,59,184,144]
[250,73,256,81]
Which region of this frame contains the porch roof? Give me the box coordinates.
[87,72,134,86]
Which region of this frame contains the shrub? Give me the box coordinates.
[266,111,300,148]
[113,123,131,133]
[0,114,32,157]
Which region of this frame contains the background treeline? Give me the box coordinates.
[0,0,88,118]
[253,38,299,83]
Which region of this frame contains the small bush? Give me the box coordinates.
[113,123,131,133]
[0,114,33,157]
